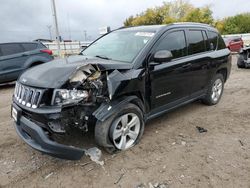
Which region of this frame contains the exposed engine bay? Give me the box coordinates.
[68,64,109,102]
[48,64,111,134]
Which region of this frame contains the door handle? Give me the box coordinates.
[182,63,191,69]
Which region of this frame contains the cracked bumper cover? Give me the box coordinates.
[13,104,85,160]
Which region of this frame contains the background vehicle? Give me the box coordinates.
[12,23,231,160]
[0,42,53,84]
[237,46,250,68]
[224,36,244,52]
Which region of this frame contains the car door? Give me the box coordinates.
[0,43,27,82]
[148,29,194,111]
[185,29,211,95]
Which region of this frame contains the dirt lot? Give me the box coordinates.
[0,55,250,188]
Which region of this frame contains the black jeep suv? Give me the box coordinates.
[12,23,231,160]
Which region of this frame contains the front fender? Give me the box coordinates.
[93,95,143,122]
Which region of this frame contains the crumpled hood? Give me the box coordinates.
[19,55,132,88]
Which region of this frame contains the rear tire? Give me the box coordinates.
[95,103,144,153]
[237,64,245,68]
[202,74,224,105]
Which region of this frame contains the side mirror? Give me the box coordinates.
[154,50,173,63]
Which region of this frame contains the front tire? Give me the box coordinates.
[95,103,144,153]
[202,74,224,105]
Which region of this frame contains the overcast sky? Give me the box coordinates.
[0,0,250,43]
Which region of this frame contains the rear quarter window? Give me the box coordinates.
[208,31,218,50]
[217,35,226,50]
[22,43,38,51]
[0,43,24,56]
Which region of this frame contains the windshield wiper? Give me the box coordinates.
[95,55,112,60]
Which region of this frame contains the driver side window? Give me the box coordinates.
[155,30,187,59]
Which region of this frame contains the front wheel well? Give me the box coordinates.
[117,92,145,113]
[216,68,227,82]
[29,61,45,67]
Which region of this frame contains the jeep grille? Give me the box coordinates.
[14,82,44,108]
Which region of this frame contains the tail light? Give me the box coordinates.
[40,49,53,55]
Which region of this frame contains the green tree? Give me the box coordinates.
[123,0,213,26]
[124,16,134,27]
[214,20,225,34]
[222,13,250,34]
[123,0,250,35]
[183,6,214,24]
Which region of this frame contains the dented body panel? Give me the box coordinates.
[19,55,132,88]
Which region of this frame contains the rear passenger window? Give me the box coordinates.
[155,30,187,59]
[22,43,37,51]
[187,30,206,55]
[0,43,24,56]
[207,31,218,50]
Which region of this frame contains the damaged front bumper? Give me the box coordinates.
[12,103,85,160]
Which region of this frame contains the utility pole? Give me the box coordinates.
[50,0,61,56]
[83,30,87,41]
[47,25,52,40]
[67,14,72,40]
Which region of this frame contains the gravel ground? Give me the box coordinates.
[0,55,250,188]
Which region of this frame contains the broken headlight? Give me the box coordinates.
[53,89,89,105]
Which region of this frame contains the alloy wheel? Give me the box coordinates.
[110,113,140,150]
[211,78,223,102]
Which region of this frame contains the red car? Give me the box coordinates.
[224,36,244,52]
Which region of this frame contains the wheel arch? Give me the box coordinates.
[29,61,45,67]
[93,95,145,122]
[23,56,51,68]
[216,68,228,82]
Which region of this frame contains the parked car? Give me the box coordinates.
[223,36,244,52]
[0,42,53,84]
[11,23,231,160]
[237,46,250,68]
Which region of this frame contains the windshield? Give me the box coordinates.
[81,30,155,63]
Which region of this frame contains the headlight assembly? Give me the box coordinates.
[53,89,89,105]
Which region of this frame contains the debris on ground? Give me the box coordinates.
[239,139,244,146]
[181,141,186,146]
[136,183,146,188]
[178,133,185,138]
[208,155,214,160]
[114,173,125,184]
[149,182,168,188]
[196,126,208,133]
[85,147,104,166]
[79,162,92,167]
[44,172,53,180]
[87,167,95,172]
